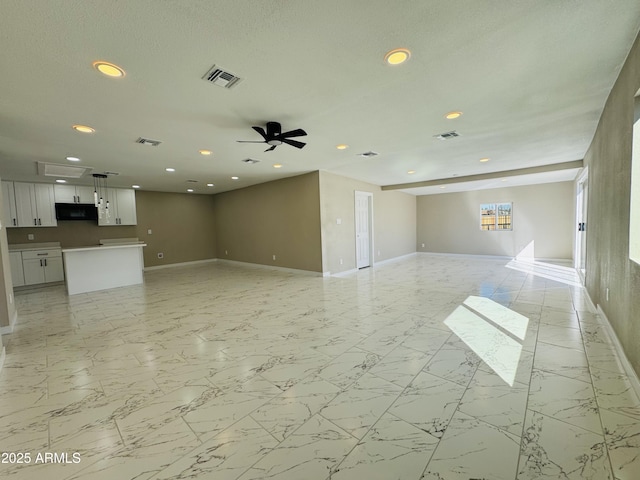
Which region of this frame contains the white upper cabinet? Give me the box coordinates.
[2,181,18,228]
[98,188,137,226]
[13,182,57,227]
[54,184,95,204]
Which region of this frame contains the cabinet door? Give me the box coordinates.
[2,181,17,228]
[43,257,64,283]
[14,182,36,227]
[53,184,77,203]
[22,258,45,285]
[9,251,24,287]
[75,186,95,204]
[33,184,57,226]
[115,189,137,225]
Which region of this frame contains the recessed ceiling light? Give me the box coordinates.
[231,176,239,180]
[336,144,349,150]
[66,156,80,162]
[55,179,66,183]
[384,48,411,65]
[199,150,212,155]
[440,186,446,189]
[165,167,175,172]
[132,185,140,189]
[93,61,125,78]
[501,178,507,182]
[72,124,95,133]
[207,183,214,187]
[480,157,490,163]
[445,111,463,120]
[273,163,283,169]
[187,188,194,193]
[408,170,416,174]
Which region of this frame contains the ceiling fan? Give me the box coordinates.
[237,121,307,152]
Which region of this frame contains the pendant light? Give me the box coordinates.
[92,173,111,221]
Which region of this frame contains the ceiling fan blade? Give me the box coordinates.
[266,121,281,138]
[251,126,268,140]
[282,138,306,149]
[237,140,266,143]
[264,145,277,152]
[277,128,307,139]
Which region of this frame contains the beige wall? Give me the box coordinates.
[213,172,323,272]
[0,178,16,330]
[416,182,574,259]
[319,171,417,274]
[583,30,640,375]
[6,190,217,268]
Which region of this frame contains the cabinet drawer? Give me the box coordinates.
[21,249,62,260]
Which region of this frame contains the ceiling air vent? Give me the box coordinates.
[186,179,198,183]
[135,137,162,146]
[242,158,260,164]
[202,65,242,89]
[359,151,379,158]
[434,130,460,140]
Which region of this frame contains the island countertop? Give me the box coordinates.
[62,242,146,253]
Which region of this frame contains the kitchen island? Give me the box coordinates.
[62,241,146,295]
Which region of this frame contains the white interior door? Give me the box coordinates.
[575,169,588,283]
[355,191,372,269]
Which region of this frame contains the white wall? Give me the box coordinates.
[416,181,575,259]
[319,171,416,274]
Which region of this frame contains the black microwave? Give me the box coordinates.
[55,203,98,221]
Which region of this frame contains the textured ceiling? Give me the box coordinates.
[0,1,639,195]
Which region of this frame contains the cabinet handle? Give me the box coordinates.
[44,259,47,267]
[12,218,16,226]
[40,259,43,267]
[38,218,41,225]
[34,219,37,225]
[36,253,48,256]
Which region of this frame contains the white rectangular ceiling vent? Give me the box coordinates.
[359,151,379,158]
[435,131,460,140]
[202,65,242,89]
[242,158,260,164]
[135,137,162,146]
[37,162,93,178]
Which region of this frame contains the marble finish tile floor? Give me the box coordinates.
[0,254,639,479]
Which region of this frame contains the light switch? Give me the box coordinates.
[147,229,153,235]
[336,218,342,225]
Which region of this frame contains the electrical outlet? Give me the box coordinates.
[157,252,164,259]
[225,250,228,255]
[421,243,425,248]
[340,258,343,265]
[272,255,276,260]
[606,287,610,301]
[147,229,152,235]
[28,234,34,241]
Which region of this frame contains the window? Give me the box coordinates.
[480,202,512,231]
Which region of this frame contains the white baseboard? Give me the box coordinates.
[0,310,18,336]
[596,305,640,401]
[418,251,513,260]
[373,252,417,267]
[331,268,358,278]
[0,346,5,374]
[144,258,217,271]
[216,259,323,276]
[330,252,418,277]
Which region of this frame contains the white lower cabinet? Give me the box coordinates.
[9,251,25,287]
[19,249,64,285]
